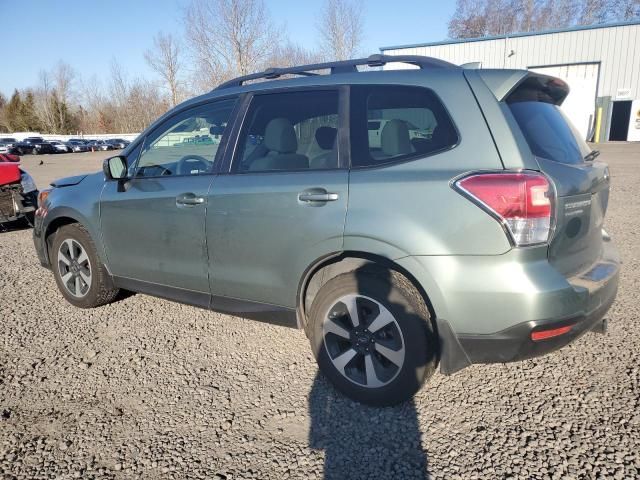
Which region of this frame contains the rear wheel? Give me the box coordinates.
[308,268,438,406]
[51,224,119,308]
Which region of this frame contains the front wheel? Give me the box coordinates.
[51,224,119,308]
[308,268,438,406]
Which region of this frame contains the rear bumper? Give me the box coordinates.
[397,234,620,374]
[457,290,615,364]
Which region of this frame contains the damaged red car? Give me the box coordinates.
[0,160,38,226]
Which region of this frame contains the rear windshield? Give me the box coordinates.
[508,101,590,164]
[507,76,591,165]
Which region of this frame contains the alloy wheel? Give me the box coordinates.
[323,294,405,388]
[57,239,92,298]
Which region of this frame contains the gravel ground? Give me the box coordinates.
[1,144,639,479]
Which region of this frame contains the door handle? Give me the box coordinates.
[298,190,339,203]
[176,193,205,206]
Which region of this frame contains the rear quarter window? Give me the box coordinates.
[507,79,591,165]
[351,85,458,168]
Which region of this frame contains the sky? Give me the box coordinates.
[0,0,456,97]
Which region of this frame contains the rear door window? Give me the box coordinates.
[507,81,591,164]
[351,85,458,168]
[233,89,341,173]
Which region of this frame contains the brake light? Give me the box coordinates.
[455,172,553,246]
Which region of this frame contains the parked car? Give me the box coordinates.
[85,140,114,151]
[0,137,20,154]
[32,54,619,406]
[66,141,90,153]
[105,138,130,149]
[15,137,55,155]
[48,140,72,153]
[0,162,37,225]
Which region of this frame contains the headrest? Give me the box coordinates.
[381,119,412,156]
[264,118,297,154]
[315,126,337,150]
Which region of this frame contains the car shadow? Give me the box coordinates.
[308,374,428,479]
[308,266,431,479]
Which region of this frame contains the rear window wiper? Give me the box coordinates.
[584,150,600,162]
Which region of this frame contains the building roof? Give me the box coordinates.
[380,19,640,52]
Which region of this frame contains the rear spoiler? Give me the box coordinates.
[472,69,570,105]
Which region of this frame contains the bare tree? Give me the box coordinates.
[31,62,77,133]
[448,0,488,38]
[268,41,323,68]
[449,0,639,38]
[317,0,364,61]
[105,61,170,133]
[184,0,281,90]
[51,61,75,104]
[51,62,76,132]
[144,32,183,107]
[615,0,640,20]
[34,70,56,132]
[0,93,9,132]
[108,61,132,132]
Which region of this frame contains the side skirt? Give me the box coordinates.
[112,276,298,328]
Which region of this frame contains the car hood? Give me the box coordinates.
[51,173,88,187]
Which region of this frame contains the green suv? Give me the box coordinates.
[33,55,619,406]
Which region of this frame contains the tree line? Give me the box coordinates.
[0,0,365,135]
[449,0,639,38]
[1,0,637,135]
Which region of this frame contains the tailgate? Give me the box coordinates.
[538,157,610,276]
[505,73,611,277]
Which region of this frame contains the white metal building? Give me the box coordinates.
[381,20,640,142]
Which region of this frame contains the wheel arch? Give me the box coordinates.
[297,251,437,332]
[297,251,473,376]
[43,208,108,269]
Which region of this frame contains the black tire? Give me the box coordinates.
[308,267,438,406]
[32,147,38,155]
[51,223,119,308]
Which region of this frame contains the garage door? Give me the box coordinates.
[529,63,599,141]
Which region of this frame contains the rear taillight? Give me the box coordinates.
[455,172,554,246]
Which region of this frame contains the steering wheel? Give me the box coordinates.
[176,155,213,175]
[138,164,172,177]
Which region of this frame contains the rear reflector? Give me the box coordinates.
[531,325,573,341]
[455,172,553,246]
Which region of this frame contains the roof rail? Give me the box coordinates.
[215,54,458,90]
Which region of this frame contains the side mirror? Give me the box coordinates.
[103,156,127,180]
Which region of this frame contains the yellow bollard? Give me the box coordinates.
[595,107,602,143]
